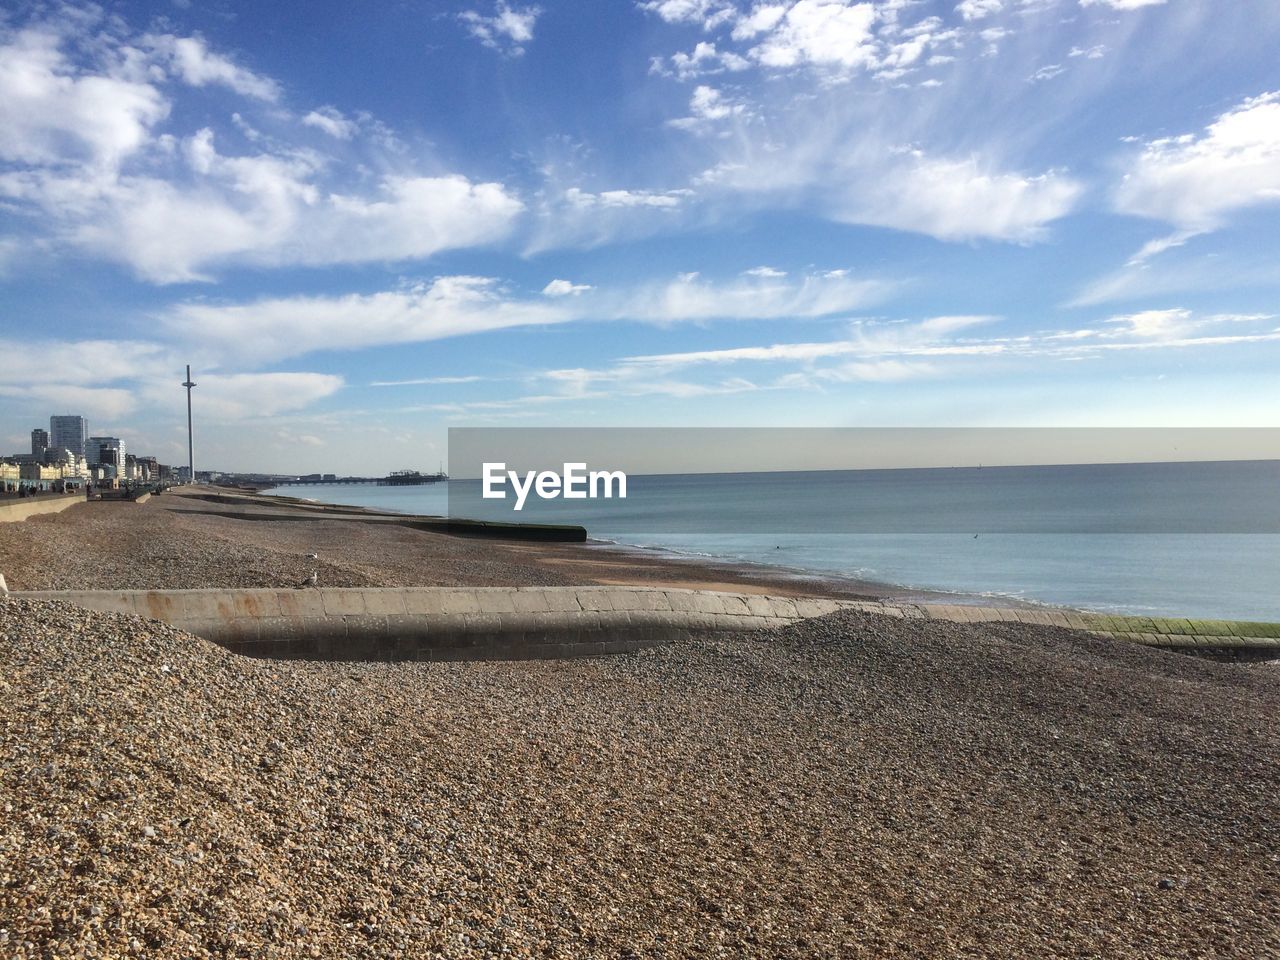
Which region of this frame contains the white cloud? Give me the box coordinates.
[749,1,878,70]
[743,265,787,277]
[523,184,698,253]
[0,383,139,421]
[640,0,737,29]
[543,279,593,296]
[65,130,524,282]
[669,84,748,130]
[1079,0,1165,9]
[313,175,523,263]
[661,41,751,79]
[164,276,574,363]
[151,372,344,419]
[500,313,1001,406]
[370,376,488,387]
[145,34,281,101]
[0,27,170,168]
[1114,91,1280,239]
[0,338,175,386]
[564,186,692,209]
[821,359,939,381]
[1104,308,1193,339]
[1097,309,1275,343]
[460,4,542,55]
[608,269,893,323]
[956,0,1004,21]
[158,269,892,365]
[832,153,1082,242]
[302,106,357,139]
[731,4,789,39]
[626,340,859,366]
[0,335,344,425]
[1029,63,1066,82]
[1069,251,1280,307]
[610,311,1280,395]
[1124,229,1196,265]
[0,16,529,281]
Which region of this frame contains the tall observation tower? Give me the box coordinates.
[182,365,197,483]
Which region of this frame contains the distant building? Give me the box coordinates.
[20,462,61,488]
[31,428,48,459]
[50,416,88,459]
[63,454,90,479]
[86,436,126,471]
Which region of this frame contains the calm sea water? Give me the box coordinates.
[265,461,1280,620]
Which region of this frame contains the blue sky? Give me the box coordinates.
[1,0,1278,473]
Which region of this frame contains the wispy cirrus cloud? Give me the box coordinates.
[0,336,345,424]
[611,309,1278,381]
[1079,0,1166,10]
[301,106,358,139]
[370,376,489,387]
[632,1,1093,244]
[158,267,894,364]
[1116,91,1280,261]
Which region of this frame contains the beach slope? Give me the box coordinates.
[1,597,1275,958]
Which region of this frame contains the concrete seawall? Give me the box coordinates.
[12,585,1280,661]
[0,493,83,524]
[15,586,865,661]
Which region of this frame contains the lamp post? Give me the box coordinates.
[182,365,196,483]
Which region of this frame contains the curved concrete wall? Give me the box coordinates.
[12,586,1276,660]
[0,493,83,523]
[15,586,869,661]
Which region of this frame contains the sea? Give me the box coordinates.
[264,460,1280,621]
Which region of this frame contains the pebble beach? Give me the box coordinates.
[0,492,881,597]
[1,495,1278,958]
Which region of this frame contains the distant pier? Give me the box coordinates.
[377,470,449,486]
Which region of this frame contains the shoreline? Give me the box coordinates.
[0,486,886,598]
[254,485,1050,609]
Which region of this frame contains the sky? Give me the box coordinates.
[0,0,1278,474]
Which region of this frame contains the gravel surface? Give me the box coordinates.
[2,598,1276,958]
[0,494,881,596]
[0,498,581,591]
